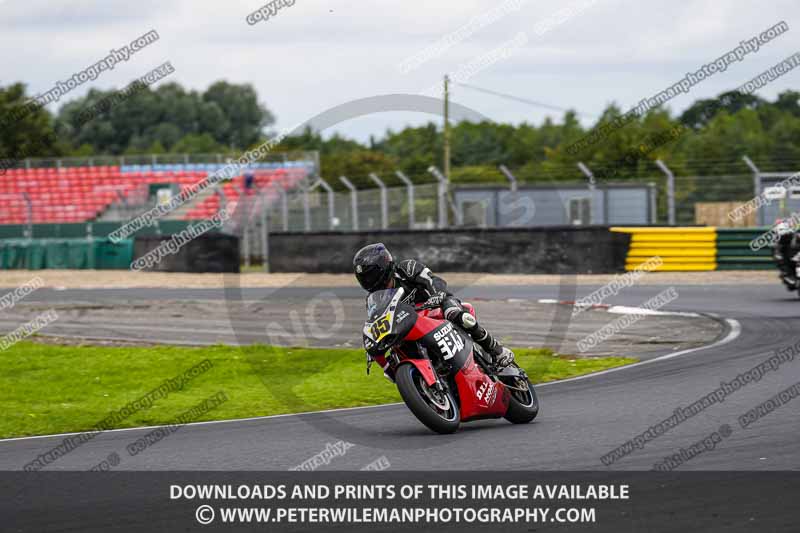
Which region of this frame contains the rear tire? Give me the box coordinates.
[503,376,539,424]
[395,364,460,434]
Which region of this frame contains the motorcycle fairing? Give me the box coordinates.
[363,288,418,352]
[404,308,473,373]
[419,321,473,370]
[400,358,438,387]
[454,353,511,421]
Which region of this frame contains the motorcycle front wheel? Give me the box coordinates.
[395,364,460,434]
[502,372,539,424]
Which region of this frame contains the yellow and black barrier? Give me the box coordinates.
[611,227,717,271]
[610,227,774,271]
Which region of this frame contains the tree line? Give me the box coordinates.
[1,79,799,190]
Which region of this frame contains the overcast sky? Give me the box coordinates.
[2,0,799,142]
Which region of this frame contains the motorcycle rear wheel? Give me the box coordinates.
[395,364,460,434]
[503,374,539,424]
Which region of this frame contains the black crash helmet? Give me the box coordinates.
[353,243,395,291]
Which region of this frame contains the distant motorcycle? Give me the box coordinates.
[772,218,799,291]
[362,287,538,434]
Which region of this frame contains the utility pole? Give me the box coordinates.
[443,74,451,182]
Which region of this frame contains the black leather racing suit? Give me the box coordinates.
[775,231,799,286]
[371,259,504,358]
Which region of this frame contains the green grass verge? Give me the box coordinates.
[0,341,636,438]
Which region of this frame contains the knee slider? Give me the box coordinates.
[461,312,477,329]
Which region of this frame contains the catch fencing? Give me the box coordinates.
[4,151,800,270]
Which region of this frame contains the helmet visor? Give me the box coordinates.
[356,265,388,291]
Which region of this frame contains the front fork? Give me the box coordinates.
[373,347,457,400]
[396,354,455,402]
[368,350,443,387]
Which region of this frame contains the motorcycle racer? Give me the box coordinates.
[773,218,799,289]
[353,242,515,368]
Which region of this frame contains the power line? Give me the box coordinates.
[454,82,598,119]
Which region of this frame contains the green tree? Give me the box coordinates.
[202,81,274,148]
[320,150,397,188]
[55,81,275,155]
[0,83,64,165]
[374,123,441,177]
[172,133,227,154]
[679,91,763,130]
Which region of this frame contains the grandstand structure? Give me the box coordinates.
[0,159,314,226]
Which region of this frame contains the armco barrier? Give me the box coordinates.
[612,227,774,271]
[0,238,133,270]
[268,226,631,274]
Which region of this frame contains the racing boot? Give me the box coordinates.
[466,318,514,368]
[493,345,516,368]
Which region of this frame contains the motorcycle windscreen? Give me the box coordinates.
[364,289,418,351]
[364,288,401,349]
[366,289,398,322]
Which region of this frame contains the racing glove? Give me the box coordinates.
[424,291,448,308]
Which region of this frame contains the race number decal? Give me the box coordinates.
[433,323,465,360]
[370,316,392,340]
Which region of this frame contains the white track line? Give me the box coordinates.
[606,305,699,317]
[537,318,741,387]
[0,319,741,444]
[0,402,405,443]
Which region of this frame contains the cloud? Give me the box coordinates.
[1,0,799,141]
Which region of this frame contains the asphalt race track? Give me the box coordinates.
[0,281,798,473]
[0,286,723,359]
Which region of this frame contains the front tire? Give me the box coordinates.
[503,375,539,424]
[395,364,460,434]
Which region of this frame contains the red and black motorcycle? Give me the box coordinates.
[363,287,538,434]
